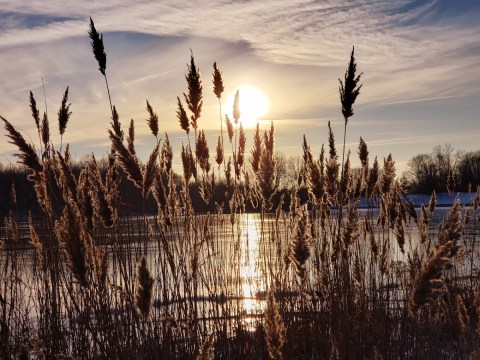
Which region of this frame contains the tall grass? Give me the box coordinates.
[0,19,480,359]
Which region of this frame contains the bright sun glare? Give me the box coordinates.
[224,85,269,128]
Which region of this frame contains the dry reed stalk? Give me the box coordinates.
[225,115,234,144]
[380,154,395,195]
[160,134,173,174]
[366,156,379,201]
[177,96,190,136]
[257,148,276,211]
[89,17,113,114]
[215,135,223,168]
[195,129,210,173]
[145,100,159,139]
[235,123,246,177]
[419,205,429,244]
[153,173,170,227]
[29,91,41,132]
[339,150,352,204]
[142,143,160,198]
[134,257,154,320]
[1,117,42,176]
[181,144,196,183]
[77,168,95,229]
[251,123,262,173]
[339,46,362,123]
[53,151,79,204]
[413,199,463,307]
[110,106,123,139]
[264,289,286,360]
[108,129,142,188]
[225,156,232,188]
[342,202,359,253]
[184,53,203,133]
[412,239,455,308]
[41,113,50,159]
[57,87,72,149]
[394,202,405,253]
[304,138,325,205]
[55,203,90,287]
[290,206,311,281]
[127,119,136,155]
[358,136,369,179]
[88,160,115,227]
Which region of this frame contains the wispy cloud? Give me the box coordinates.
[383,94,469,106]
[1,0,479,166]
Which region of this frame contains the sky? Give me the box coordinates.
[0,0,479,174]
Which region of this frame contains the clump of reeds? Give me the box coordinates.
[412,198,463,308]
[264,288,286,360]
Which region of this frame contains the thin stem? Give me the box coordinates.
[104,74,113,117]
[219,99,226,170]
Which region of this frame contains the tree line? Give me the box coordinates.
[401,144,480,194]
[0,143,478,220]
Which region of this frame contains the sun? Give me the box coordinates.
[224,85,269,128]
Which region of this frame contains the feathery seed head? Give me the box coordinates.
[339,46,362,122]
[146,100,159,138]
[88,17,107,75]
[212,62,224,99]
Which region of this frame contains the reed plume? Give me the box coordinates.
[290,206,311,281]
[196,129,210,173]
[257,148,276,211]
[304,139,325,205]
[110,105,123,140]
[184,52,203,134]
[56,203,90,287]
[142,144,160,198]
[215,135,223,168]
[177,96,190,135]
[1,117,43,177]
[41,112,49,159]
[29,91,41,132]
[233,90,240,124]
[127,119,136,155]
[380,154,395,195]
[88,17,113,114]
[342,202,359,252]
[58,86,72,149]
[146,100,159,139]
[358,136,369,179]
[212,62,224,99]
[413,199,463,308]
[419,204,429,244]
[160,133,173,174]
[250,123,262,173]
[181,144,196,183]
[134,257,154,320]
[366,156,379,201]
[225,114,234,143]
[108,128,142,188]
[339,46,362,123]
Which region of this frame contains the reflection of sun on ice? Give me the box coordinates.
[224,85,269,128]
[240,220,266,314]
